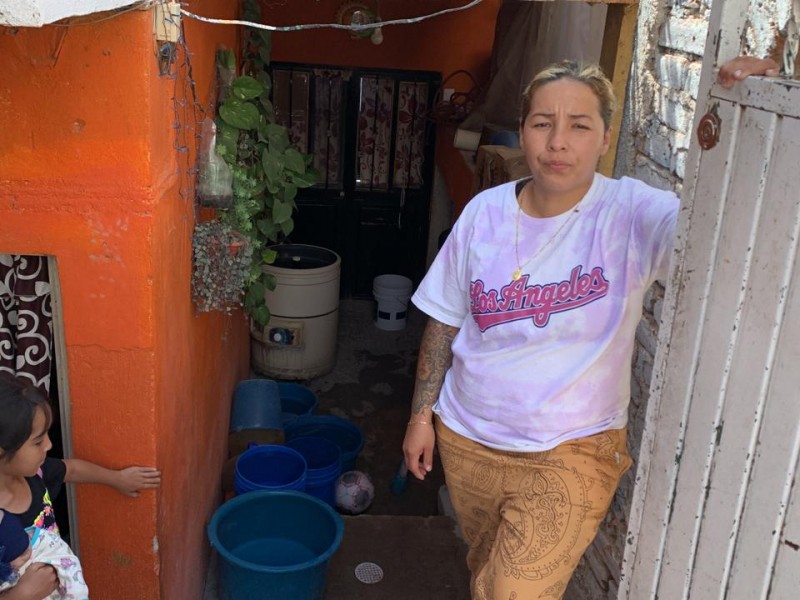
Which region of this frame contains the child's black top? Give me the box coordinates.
[11,457,66,533]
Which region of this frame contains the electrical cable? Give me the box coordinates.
[179,0,484,32]
[429,69,482,124]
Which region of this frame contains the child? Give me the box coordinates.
[0,373,160,598]
[0,510,88,599]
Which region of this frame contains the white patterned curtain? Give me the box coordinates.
[356,76,395,190]
[0,254,53,393]
[393,81,429,189]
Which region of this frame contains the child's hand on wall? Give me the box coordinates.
[718,56,779,88]
[64,459,161,497]
[112,467,161,497]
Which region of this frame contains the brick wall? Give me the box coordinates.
[569,0,790,597]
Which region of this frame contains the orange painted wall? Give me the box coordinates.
[266,0,501,215]
[149,2,248,599]
[0,2,247,598]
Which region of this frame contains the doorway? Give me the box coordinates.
[270,63,440,298]
[0,255,77,550]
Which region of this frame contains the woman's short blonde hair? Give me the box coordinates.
[520,61,616,130]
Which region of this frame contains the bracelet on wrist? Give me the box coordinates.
[407,420,432,426]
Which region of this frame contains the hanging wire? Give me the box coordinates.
[179,0,484,32]
[46,0,484,33]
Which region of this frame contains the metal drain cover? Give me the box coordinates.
[354,561,384,584]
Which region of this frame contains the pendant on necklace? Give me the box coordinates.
[512,269,522,281]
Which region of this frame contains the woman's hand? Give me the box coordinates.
[403,422,436,480]
[718,56,779,88]
[5,563,58,599]
[113,467,161,497]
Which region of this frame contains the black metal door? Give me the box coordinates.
[271,63,439,298]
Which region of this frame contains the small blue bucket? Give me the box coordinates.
[234,445,307,496]
[208,490,344,600]
[284,415,365,472]
[230,379,282,433]
[278,383,319,422]
[286,436,341,507]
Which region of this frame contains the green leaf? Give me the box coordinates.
[282,183,298,204]
[265,124,290,152]
[259,98,274,121]
[250,304,270,327]
[258,71,272,91]
[251,181,267,197]
[280,218,295,237]
[219,100,261,130]
[257,219,280,240]
[265,179,280,195]
[273,198,293,223]
[283,148,305,173]
[245,280,266,304]
[216,120,239,162]
[262,149,285,184]
[291,170,318,188]
[232,76,263,100]
[216,49,236,71]
[262,250,278,266]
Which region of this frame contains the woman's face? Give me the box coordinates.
[519,78,610,203]
[0,407,51,477]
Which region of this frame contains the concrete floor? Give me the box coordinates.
[205,299,470,599]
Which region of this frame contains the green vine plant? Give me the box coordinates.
[214,0,317,326]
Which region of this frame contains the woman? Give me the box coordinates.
[402,56,778,599]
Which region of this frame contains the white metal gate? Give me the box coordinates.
[620,2,800,599]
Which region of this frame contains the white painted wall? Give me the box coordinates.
[0,0,141,27]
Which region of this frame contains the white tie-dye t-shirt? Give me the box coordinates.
[412,173,679,451]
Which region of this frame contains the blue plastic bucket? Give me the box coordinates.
[230,379,282,433]
[208,490,344,600]
[234,445,307,496]
[278,383,319,422]
[284,415,365,472]
[285,436,342,507]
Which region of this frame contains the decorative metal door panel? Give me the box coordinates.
[621,3,800,599]
[271,63,439,298]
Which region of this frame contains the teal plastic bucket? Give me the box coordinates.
[230,379,282,433]
[284,415,365,472]
[278,383,319,422]
[208,490,344,600]
[286,436,342,507]
[234,445,307,496]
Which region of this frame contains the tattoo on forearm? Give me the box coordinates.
[411,319,458,415]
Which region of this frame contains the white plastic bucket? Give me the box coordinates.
[372,274,413,331]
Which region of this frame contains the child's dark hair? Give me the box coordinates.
[0,373,52,461]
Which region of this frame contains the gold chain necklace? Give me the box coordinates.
[512,186,583,281]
